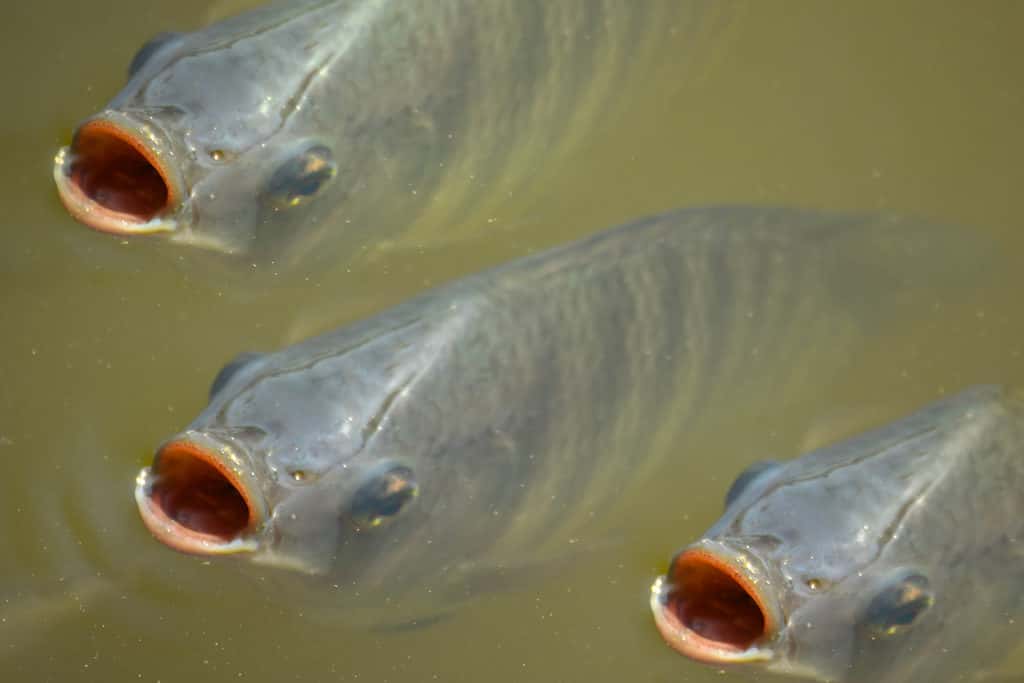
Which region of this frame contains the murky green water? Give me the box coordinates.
[2,1,1022,681]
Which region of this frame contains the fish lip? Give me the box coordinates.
[54,109,187,236]
[650,539,784,665]
[135,431,266,556]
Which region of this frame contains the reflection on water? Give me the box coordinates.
[1,1,1022,681]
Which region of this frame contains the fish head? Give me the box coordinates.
[134,345,434,582]
[651,386,1023,682]
[54,25,356,262]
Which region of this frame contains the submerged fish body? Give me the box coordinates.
[651,385,1024,683]
[134,205,994,620]
[0,576,112,660]
[53,0,710,267]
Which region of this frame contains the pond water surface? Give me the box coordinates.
[2,1,1022,681]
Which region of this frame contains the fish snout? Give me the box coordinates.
[135,431,265,556]
[54,110,185,235]
[650,540,783,665]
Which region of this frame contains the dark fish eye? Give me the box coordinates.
[349,465,418,531]
[209,352,264,399]
[264,144,337,209]
[862,572,933,637]
[724,460,780,508]
[128,32,183,78]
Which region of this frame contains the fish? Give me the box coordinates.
[1,576,112,661]
[53,0,717,268]
[133,205,995,622]
[650,385,1024,683]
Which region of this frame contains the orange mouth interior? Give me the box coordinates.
[147,441,254,545]
[660,548,770,657]
[67,119,173,225]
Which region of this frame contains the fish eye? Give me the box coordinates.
[128,32,183,78]
[209,352,264,399]
[264,144,337,209]
[349,465,417,531]
[861,572,933,637]
[724,460,780,508]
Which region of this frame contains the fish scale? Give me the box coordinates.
[54,0,719,270]
[652,385,1024,682]
[132,205,1000,626]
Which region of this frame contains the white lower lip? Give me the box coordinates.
[649,575,775,664]
[133,466,259,555]
[53,147,178,236]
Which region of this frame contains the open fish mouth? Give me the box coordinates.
[135,432,264,555]
[650,542,780,664]
[54,110,184,235]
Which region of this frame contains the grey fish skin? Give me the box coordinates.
[53,0,709,267]
[134,205,992,621]
[651,385,1024,683]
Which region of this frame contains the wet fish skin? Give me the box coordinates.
[651,385,1024,683]
[134,205,993,622]
[54,0,710,267]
